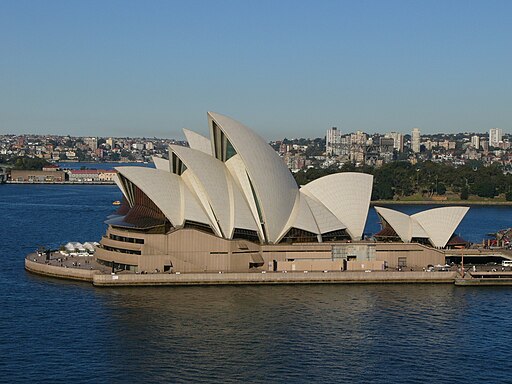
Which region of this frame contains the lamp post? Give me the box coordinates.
[461,251,465,278]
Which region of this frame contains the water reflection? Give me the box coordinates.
[91,284,486,383]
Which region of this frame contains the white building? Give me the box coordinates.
[412,128,421,153]
[471,135,480,149]
[326,127,341,156]
[489,128,503,148]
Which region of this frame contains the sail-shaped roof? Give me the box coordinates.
[208,112,299,243]
[170,144,258,238]
[375,206,469,248]
[301,173,373,240]
[115,166,210,228]
[109,112,378,245]
[183,128,212,155]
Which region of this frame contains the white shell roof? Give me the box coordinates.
[375,206,469,248]
[225,154,265,239]
[113,174,130,204]
[412,207,469,248]
[208,112,299,243]
[374,206,412,242]
[110,112,377,245]
[115,166,210,228]
[302,193,346,234]
[301,172,373,240]
[152,156,171,172]
[170,144,258,238]
[284,193,320,236]
[183,128,212,155]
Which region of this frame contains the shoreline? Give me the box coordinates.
[372,200,512,206]
[6,181,115,185]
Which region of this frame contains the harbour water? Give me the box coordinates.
[1,184,512,383]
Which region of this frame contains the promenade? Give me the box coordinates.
[25,252,458,287]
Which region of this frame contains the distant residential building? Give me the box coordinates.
[85,137,98,151]
[326,127,341,156]
[350,131,366,164]
[385,132,404,152]
[481,139,489,153]
[379,137,395,155]
[412,128,421,153]
[65,150,77,159]
[471,135,480,149]
[489,128,503,147]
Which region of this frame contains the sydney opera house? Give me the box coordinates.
[94,112,469,273]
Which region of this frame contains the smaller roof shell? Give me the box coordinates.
[183,128,212,155]
[375,206,469,248]
[301,172,373,240]
[115,166,210,228]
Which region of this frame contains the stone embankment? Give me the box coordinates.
[92,270,457,287]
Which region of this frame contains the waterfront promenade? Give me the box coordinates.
[25,251,458,287]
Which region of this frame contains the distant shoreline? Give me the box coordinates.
[5,181,115,185]
[372,200,512,206]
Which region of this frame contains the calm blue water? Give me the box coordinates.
[1,184,512,383]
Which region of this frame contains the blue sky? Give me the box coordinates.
[0,0,510,139]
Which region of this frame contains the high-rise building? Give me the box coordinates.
[489,128,503,147]
[385,132,404,152]
[471,135,480,149]
[481,139,489,153]
[412,128,421,153]
[326,127,341,156]
[350,131,367,164]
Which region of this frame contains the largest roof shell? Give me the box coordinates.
[208,112,299,243]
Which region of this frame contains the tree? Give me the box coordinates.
[436,182,447,195]
[372,181,394,200]
[472,179,497,198]
[460,186,469,200]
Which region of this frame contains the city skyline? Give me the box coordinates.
[1,0,511,139]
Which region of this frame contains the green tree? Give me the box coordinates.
[436,182,447,195]
[460,186,469,200]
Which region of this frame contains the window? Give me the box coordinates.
[398,257,407,268]
[109,234,144,244]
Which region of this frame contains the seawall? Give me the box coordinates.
[92,271,457,287]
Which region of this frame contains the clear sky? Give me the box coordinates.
[0,0,510,139]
